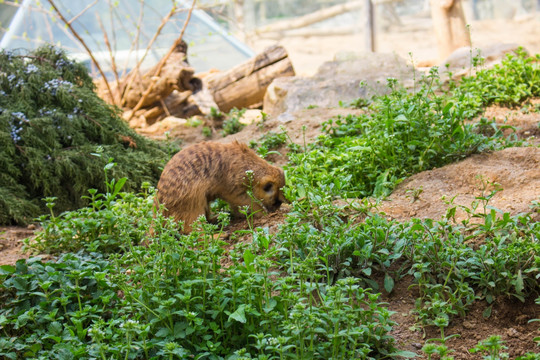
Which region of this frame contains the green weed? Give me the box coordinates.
[222,108,246,136]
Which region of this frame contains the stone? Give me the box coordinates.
[263,51,417,119]
[239,109,264,125]
[142,116,188,135]
[439,43,525,77]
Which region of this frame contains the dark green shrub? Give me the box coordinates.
[0,46,173,225]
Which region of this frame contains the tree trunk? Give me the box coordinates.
[430,0,471,61]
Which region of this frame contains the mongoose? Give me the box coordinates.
[156,141,287,233]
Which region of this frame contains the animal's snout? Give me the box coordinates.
[265,198,283,213]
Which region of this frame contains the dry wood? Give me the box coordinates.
[121,45,195,108]
[430,0,471,60]
[205,45,295,112]
[126,0,196,120]
[142,106,164,125]
[119,44,293,126]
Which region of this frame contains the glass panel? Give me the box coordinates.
[0,0,253,75]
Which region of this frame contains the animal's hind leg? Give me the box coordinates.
[178,197,209,233]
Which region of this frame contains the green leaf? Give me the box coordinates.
[442,101,454,114]
[0,265,15,275]
[482,305,492,318]
[387,350,417,358]
[263,298,277,313]
[104,162,115,171]
[243,249,255,273]
[9,277,28,291]
[384,274,395,293]
[229,305,247,323]
[113,177,128,195]
[394,114,408,122]
[155,327,171,338]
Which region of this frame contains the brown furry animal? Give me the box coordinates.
[156,141,286,233]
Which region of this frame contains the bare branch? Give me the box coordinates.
[47,0,114,103]
[96,14,121,105]
[67,0,98,25]
[120,4,180,106]
[126,0,197,120]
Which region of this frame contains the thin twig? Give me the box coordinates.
[127,0,197,120]
[96,14,121,105]
[160,98,172,117]
[68,0,98,25]
[48,0,114,102]
[120,4,180,106]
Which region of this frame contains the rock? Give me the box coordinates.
[263,51,416,118]
[462,320,475,329]
[506,327,519,338]
[239,109,264,125]
[141,116,188,135]
[439,43,524,77]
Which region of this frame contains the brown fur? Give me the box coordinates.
[156,141,286,233]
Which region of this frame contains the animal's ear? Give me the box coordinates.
[278,168,286,186]
[234,140,250,153]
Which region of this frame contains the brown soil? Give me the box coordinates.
[2,16,539,359]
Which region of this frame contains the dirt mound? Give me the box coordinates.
[379,147,540,222]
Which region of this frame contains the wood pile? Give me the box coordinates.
[98,41,295,129]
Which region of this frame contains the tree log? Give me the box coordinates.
[430,0,471,61]
[205,45,295,112]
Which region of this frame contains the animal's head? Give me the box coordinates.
[251,167,287,213]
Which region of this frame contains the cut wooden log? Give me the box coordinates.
[205,45,295,112]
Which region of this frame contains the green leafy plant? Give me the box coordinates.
[222,108,246,136]
[25,160,153,254]
[470,335,509,359]
[202,126,212,137]
[286,74,510,201]
[452,48,540,118]
[3,45,540,360]
[2,177,407,359]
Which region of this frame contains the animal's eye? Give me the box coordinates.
[263,183,273,193]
